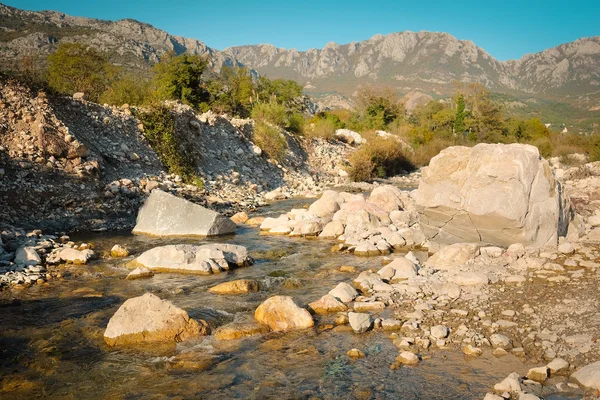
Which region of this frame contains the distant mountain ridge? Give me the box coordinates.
[225,32,600,107]
[1,3,599,109]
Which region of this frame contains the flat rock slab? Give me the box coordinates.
[571,361,600,389]
[133,243,252,275]
[133,189,236,237]
[208,279,259,294]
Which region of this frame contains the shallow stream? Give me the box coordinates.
[0,199,580,399]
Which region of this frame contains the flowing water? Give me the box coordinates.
[0,199,581,399]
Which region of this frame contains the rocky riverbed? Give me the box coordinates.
[2,80,600,399]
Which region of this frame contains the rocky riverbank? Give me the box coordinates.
[2,78,600,398]
[0,79,353,232]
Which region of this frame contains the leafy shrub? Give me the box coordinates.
[306,118,337,140]
[287,112,305,134]
[100,74,151,106]
[47,43,117,101]
[251,101,288,127]
[349,137,414,181]
[253,121,288,161]
[152,52,208,107]
[136,106,200,184]
[409,138,458,167]
[527,136,553,158]
[590,135,600,162]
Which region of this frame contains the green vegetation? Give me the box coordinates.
[99,74,151,106]
[152,52,207,106]
[314,82,600,182]
[252,121,288,162]
[47,43,117,102]
[135,106,201,185]
[349,135,413,181]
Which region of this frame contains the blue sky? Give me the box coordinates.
[5,0,599,60]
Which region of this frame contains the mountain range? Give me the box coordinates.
[1,2,599,112]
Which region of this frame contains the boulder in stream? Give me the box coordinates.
[132,189,236,237]
[104,293,209,346]
[132,243,252,275]
[254,295,314,332]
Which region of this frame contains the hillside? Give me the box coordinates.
[1,3,599,118]
[0,3,241,72]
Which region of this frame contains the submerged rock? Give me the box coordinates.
[132,189,236,237]
[214,320,269,340]
[254,296,314,332]
[126,267,154,280]
[110,244,130,258]
[104,293,209,346]
[208,279,259,294]
[47,247,96,265]
[133,243,252,275]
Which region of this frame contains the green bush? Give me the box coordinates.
[409,138,459,167]
[251,101,288,127]
[307,118,336,140]
[47,43,117,101]
[349,137,414,181]
[136,106,200,184]
[152,52,208,107]
[100,74,151,106]
[287,112,305,134]
[253,121,288,162]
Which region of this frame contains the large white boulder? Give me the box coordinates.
[415,144,570,247]
[571,361,600,389]
[104,293,208,346]
[308,190,345,218]
[368,185,408,213]
[133,190,236,237]
[133,243,252,274]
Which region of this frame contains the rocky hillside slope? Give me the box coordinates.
[0,79,351,232]
[0,3,242,71]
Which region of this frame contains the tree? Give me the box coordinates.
[454,95,466,134]
[355,86,404,129]
[99,74,151,106]
[47,43,117,101]
[152,52,208,106]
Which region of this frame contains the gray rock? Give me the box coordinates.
[133,243,252,274]
[329,282,358,303]
[14,246,41,266]
[431,325,449,340]
[133,189,236,237]
[348,312,372,333]
[571,361,600,389]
